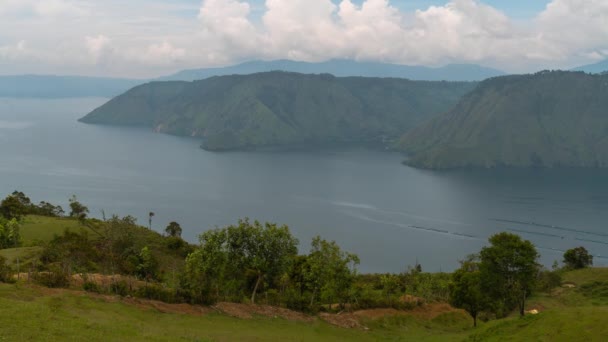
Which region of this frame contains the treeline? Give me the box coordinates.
[0,191,595,324]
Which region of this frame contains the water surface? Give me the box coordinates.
[1,97,607,272]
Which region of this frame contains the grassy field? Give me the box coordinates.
[19,215,84,246]
[0,284,473,341]
[1,216,607,341]
[0,268,605,341]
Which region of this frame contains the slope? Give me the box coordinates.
[81,71,475,151]
[399,71,608,169]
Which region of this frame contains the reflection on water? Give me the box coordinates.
[0,97,607,272]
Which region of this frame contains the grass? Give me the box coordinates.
[0,284,460,342]
[19,215,84,246]
[2,215,608,340]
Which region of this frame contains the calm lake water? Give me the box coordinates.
[1,97,607,272]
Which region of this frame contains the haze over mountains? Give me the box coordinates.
[161,59,505,82]
[572,59,608,74]
[80,71,475,151]
[399,71,608,169]
[0,75,141,98]
[0,60,501,98]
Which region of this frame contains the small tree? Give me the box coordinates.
[148,212,155,230]
[563,247,593,269]
[0,195,27,220]
[136,246,159,281]
[305,236,359,309]
[165,221,182,238]
[68,195,89,222]
[450,256,485,327]
[479,232,539,317]
[0,218,21,248]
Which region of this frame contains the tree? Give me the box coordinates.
[148,212,155,230]
[68,195,89,222]
[479,232,539,317]
[0,194,27,220]
[0,218,21,248]
[165,221,182,238]
[36,201,64,217]
[450,256,485,327]
[563,247,593,269]
[136,246,159,281]
[305,236,359,308]
[183,219,298,304]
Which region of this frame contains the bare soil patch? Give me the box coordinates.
[213,302,313,322]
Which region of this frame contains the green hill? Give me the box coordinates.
[398,71,608,169]
[79,72,475,151]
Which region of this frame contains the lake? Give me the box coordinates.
[1,97,607,272]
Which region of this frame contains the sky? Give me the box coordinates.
[0,0,606,78]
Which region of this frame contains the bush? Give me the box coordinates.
[110,280,129,296]
[536,269,562,292]
[563,247,593,269]
[34,267,70,288]
[135,285,176,303]
[83,281,101,293]
[0,256,13,283]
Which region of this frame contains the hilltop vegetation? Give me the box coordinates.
[399,71,608,169]
[80,71,475,151]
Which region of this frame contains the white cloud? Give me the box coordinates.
[0,0,607,77]
[85,34,111,63]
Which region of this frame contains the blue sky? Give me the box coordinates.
[0,0,605,77]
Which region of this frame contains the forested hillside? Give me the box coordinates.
[80,72,475,151]
[399,71,608,169]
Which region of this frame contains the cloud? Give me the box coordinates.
[0,0,608,77]
[0,0,87,18]
[85,35,112,63]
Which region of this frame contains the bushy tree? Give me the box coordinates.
[68,195,89,221]
[0,218,21,249]
[183,219,299,304]
[450,256,485,327]
[479,232,539,317]
[305,236,359,308]
[563,247,593,269]
[136,246,159,281]
[165,221,182,238]
[0,194,27,220]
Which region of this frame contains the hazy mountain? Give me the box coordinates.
[572,59,608,74]
[398,71,608,169]
[80,71,475,151]
[161,59,505,82]
[0,75,142,98]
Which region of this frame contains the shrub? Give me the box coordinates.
[83,281,101,293]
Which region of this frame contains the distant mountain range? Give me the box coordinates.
[80,71,475,151]
[161,59,505,82]
[0,75,141,98]
[398,71,608,169]
[0,60,503,98]
[571,59,608,74]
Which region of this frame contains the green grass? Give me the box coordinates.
[20,215,84,246]
[0,284,456,342]
[2,215,608,341]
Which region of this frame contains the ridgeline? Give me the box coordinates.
[399,71,608,169]
[79,71,475,151]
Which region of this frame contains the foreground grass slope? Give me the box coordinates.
[0,268,606,341]
[2,215,607,341]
